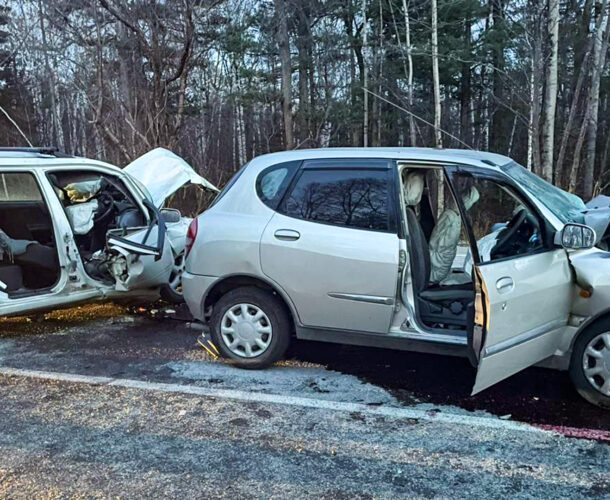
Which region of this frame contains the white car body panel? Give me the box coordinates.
[0,149,214,317]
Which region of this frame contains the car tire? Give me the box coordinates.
[210,286,291,369]
[569,318,610,409]
[160,249,186,304]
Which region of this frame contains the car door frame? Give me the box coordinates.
[445,164,573,393]
[260,157,402,334]
[0,167,94,316]
[44,165,171,290]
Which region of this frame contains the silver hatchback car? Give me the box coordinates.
[183,148,610,408]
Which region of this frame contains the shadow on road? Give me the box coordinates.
[288,340,610,431]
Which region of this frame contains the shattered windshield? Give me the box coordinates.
[500,161,586,224]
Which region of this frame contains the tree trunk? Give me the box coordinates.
[400,0,416,146]
[37,0,63,149]
[490,0,507,154]
[584,1,610,197]
[570,0,609,194]
[431,0,443,216]
[540,0,560,182]
[274,0,294,149]
[556,34,593,186]
[528,0,543,172]
[460,18,472,147]
[362,0,369,147]
[431,0,442,148]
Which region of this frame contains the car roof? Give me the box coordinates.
[0,147,513,173]
[0,151,123,173]
[247,147,513,171]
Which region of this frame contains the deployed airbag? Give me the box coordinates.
[429,187,479,284]
[65,199,99,235]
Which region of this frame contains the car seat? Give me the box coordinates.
[403,171,474,327]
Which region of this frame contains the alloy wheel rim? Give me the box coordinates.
[168,251,186,294]
[582,332,610,396]
[220,303,273,358]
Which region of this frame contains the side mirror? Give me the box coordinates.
[160,208,182,224]
[556,223,596,250]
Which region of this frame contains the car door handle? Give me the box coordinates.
[274,229,300,241]
[496,277,514,293]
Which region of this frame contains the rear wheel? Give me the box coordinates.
[569,318,610,409]
[210,286,291,368]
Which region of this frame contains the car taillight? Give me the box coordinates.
[185,218,198,258]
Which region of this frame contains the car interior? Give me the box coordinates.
[47,171,147,283]
[400,166,546,332]
[401,168,475,330]
[0,172,60,296]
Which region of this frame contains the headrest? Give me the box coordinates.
[403,171,425,206]
[462,186,480,211]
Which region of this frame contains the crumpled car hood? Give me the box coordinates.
[584,195,610,243]
[124,148,218,208]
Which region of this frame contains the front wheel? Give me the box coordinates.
[160,249,186,303]
[569,318,610,409]
[210,286,291,368]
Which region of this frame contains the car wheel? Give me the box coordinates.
[210,286,291,368]
[160,249,186,303]
[569,318,610,409]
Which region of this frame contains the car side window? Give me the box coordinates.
[256,161,301,209]
[0,173,43,202]
[452,172,544,263]
[278,168,393,231]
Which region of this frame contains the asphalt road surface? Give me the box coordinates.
[0,311,609,498]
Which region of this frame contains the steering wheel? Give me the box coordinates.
[93,192,115,223]
[490,209,529,259]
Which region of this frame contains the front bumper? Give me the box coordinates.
[181,271,218,322]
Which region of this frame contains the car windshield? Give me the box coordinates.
[500,161,586,224]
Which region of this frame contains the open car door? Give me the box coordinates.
[105,199,173,292]
[445,165,575,394]
[469,248,573,394]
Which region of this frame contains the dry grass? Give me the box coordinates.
[0,302,130,338]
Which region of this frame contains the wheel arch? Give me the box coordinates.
[570,308,610,351]
[203,274,298,328]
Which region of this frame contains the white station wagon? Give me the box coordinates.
[0,147,217,317]
[183,148,610,408]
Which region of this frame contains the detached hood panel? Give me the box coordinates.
[124,148,218,208]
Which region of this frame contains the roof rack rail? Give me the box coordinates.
[0,147,74,158]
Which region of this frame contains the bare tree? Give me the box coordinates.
[275,0,294,149]
[402,0,416,146]
[540,0,559,182]
[362,0,369,147]
[431,0,442,148]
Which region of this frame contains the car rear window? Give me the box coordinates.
[279,168,393,231]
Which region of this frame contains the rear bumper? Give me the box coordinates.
[182,272,218,322]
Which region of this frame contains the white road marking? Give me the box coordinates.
[0,366,545,434]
